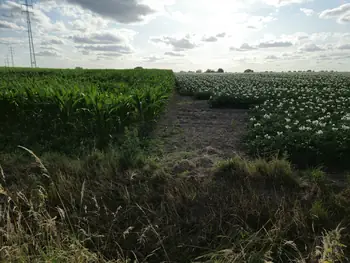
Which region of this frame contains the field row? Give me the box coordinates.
[176,72,350,167]
[0,68,175,153]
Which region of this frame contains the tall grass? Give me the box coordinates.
[1,150,349,262]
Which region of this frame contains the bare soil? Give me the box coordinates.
[152,93,249,159]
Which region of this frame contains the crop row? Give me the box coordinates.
[176,72,350,167]
[0,68,175,153]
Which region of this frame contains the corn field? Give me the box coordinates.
[0,68,175,152]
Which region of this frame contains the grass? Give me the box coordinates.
[1,147,349,263]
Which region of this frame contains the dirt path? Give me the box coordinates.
[152,93,248,160]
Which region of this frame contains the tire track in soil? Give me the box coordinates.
[152,93,249,159]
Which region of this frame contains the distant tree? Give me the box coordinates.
[217,68,224,73]
[196,69,202,73]
[205,69,216,73]
[188,71,195,73]
[75,67,83,70]
[307,69,312,72]
[244,69,254,73]
[134,66,143,69]
[180,71,186,73]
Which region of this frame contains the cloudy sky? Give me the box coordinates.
[0,0,349,72]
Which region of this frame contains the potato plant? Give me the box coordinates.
[176,72,350,167]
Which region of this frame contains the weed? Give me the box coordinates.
[231,120,235,129]
[310,200,329,220]
[314,225,346,263]
[1,151,349,262]
[310,168,326,184]
[215,155,255,178]
[117,128,145,170]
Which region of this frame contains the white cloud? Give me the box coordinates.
[202,36,218,42]
[216,32,226,38]
[299,43,324,52]
[76,44,134,54]
[230,40,293,51]
[230,43,257,51]
[67,13,110,33]
[0,1,68,34]
[300,8,314,16]
[41,37,65,45]
[0,37,25,45]
[52,0,155,23]
[258,40,293,48]
[97,52,124,58]
[265,55,279,59]
[150,34,198,51]
[262,0,312,7]
[36,50,60,57]
[142,55,163,62]
[70,32,126,44]
[319,4,350,24]
[338,44,350,50]
[0,20,24,30]
[164,51,185,57]
[339,13,350,23]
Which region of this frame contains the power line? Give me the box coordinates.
[4,55,10,68]
[22,0,37,68]
[9,46,15,67]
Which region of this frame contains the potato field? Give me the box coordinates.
[176,72,350,167]
[0,68,175,152]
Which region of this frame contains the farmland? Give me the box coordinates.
[176,72,350,167]
[0,68,175,153]
[1,68,350,263]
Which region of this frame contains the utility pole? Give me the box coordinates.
[22,0,37,68]
[4,56,9,68]
[9,46,15,67]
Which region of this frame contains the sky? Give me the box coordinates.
[0,0,350,72]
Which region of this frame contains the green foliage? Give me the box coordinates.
[117,128,144,170]
[309,168,326,183]
[215,156,297,187]
[231,120,235,129]
[215,155,255,178]
[0,68,175,153]
[315,226,346,263]
[311,200,329,220]
[194,91,213,100]
[175,72,350,168]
